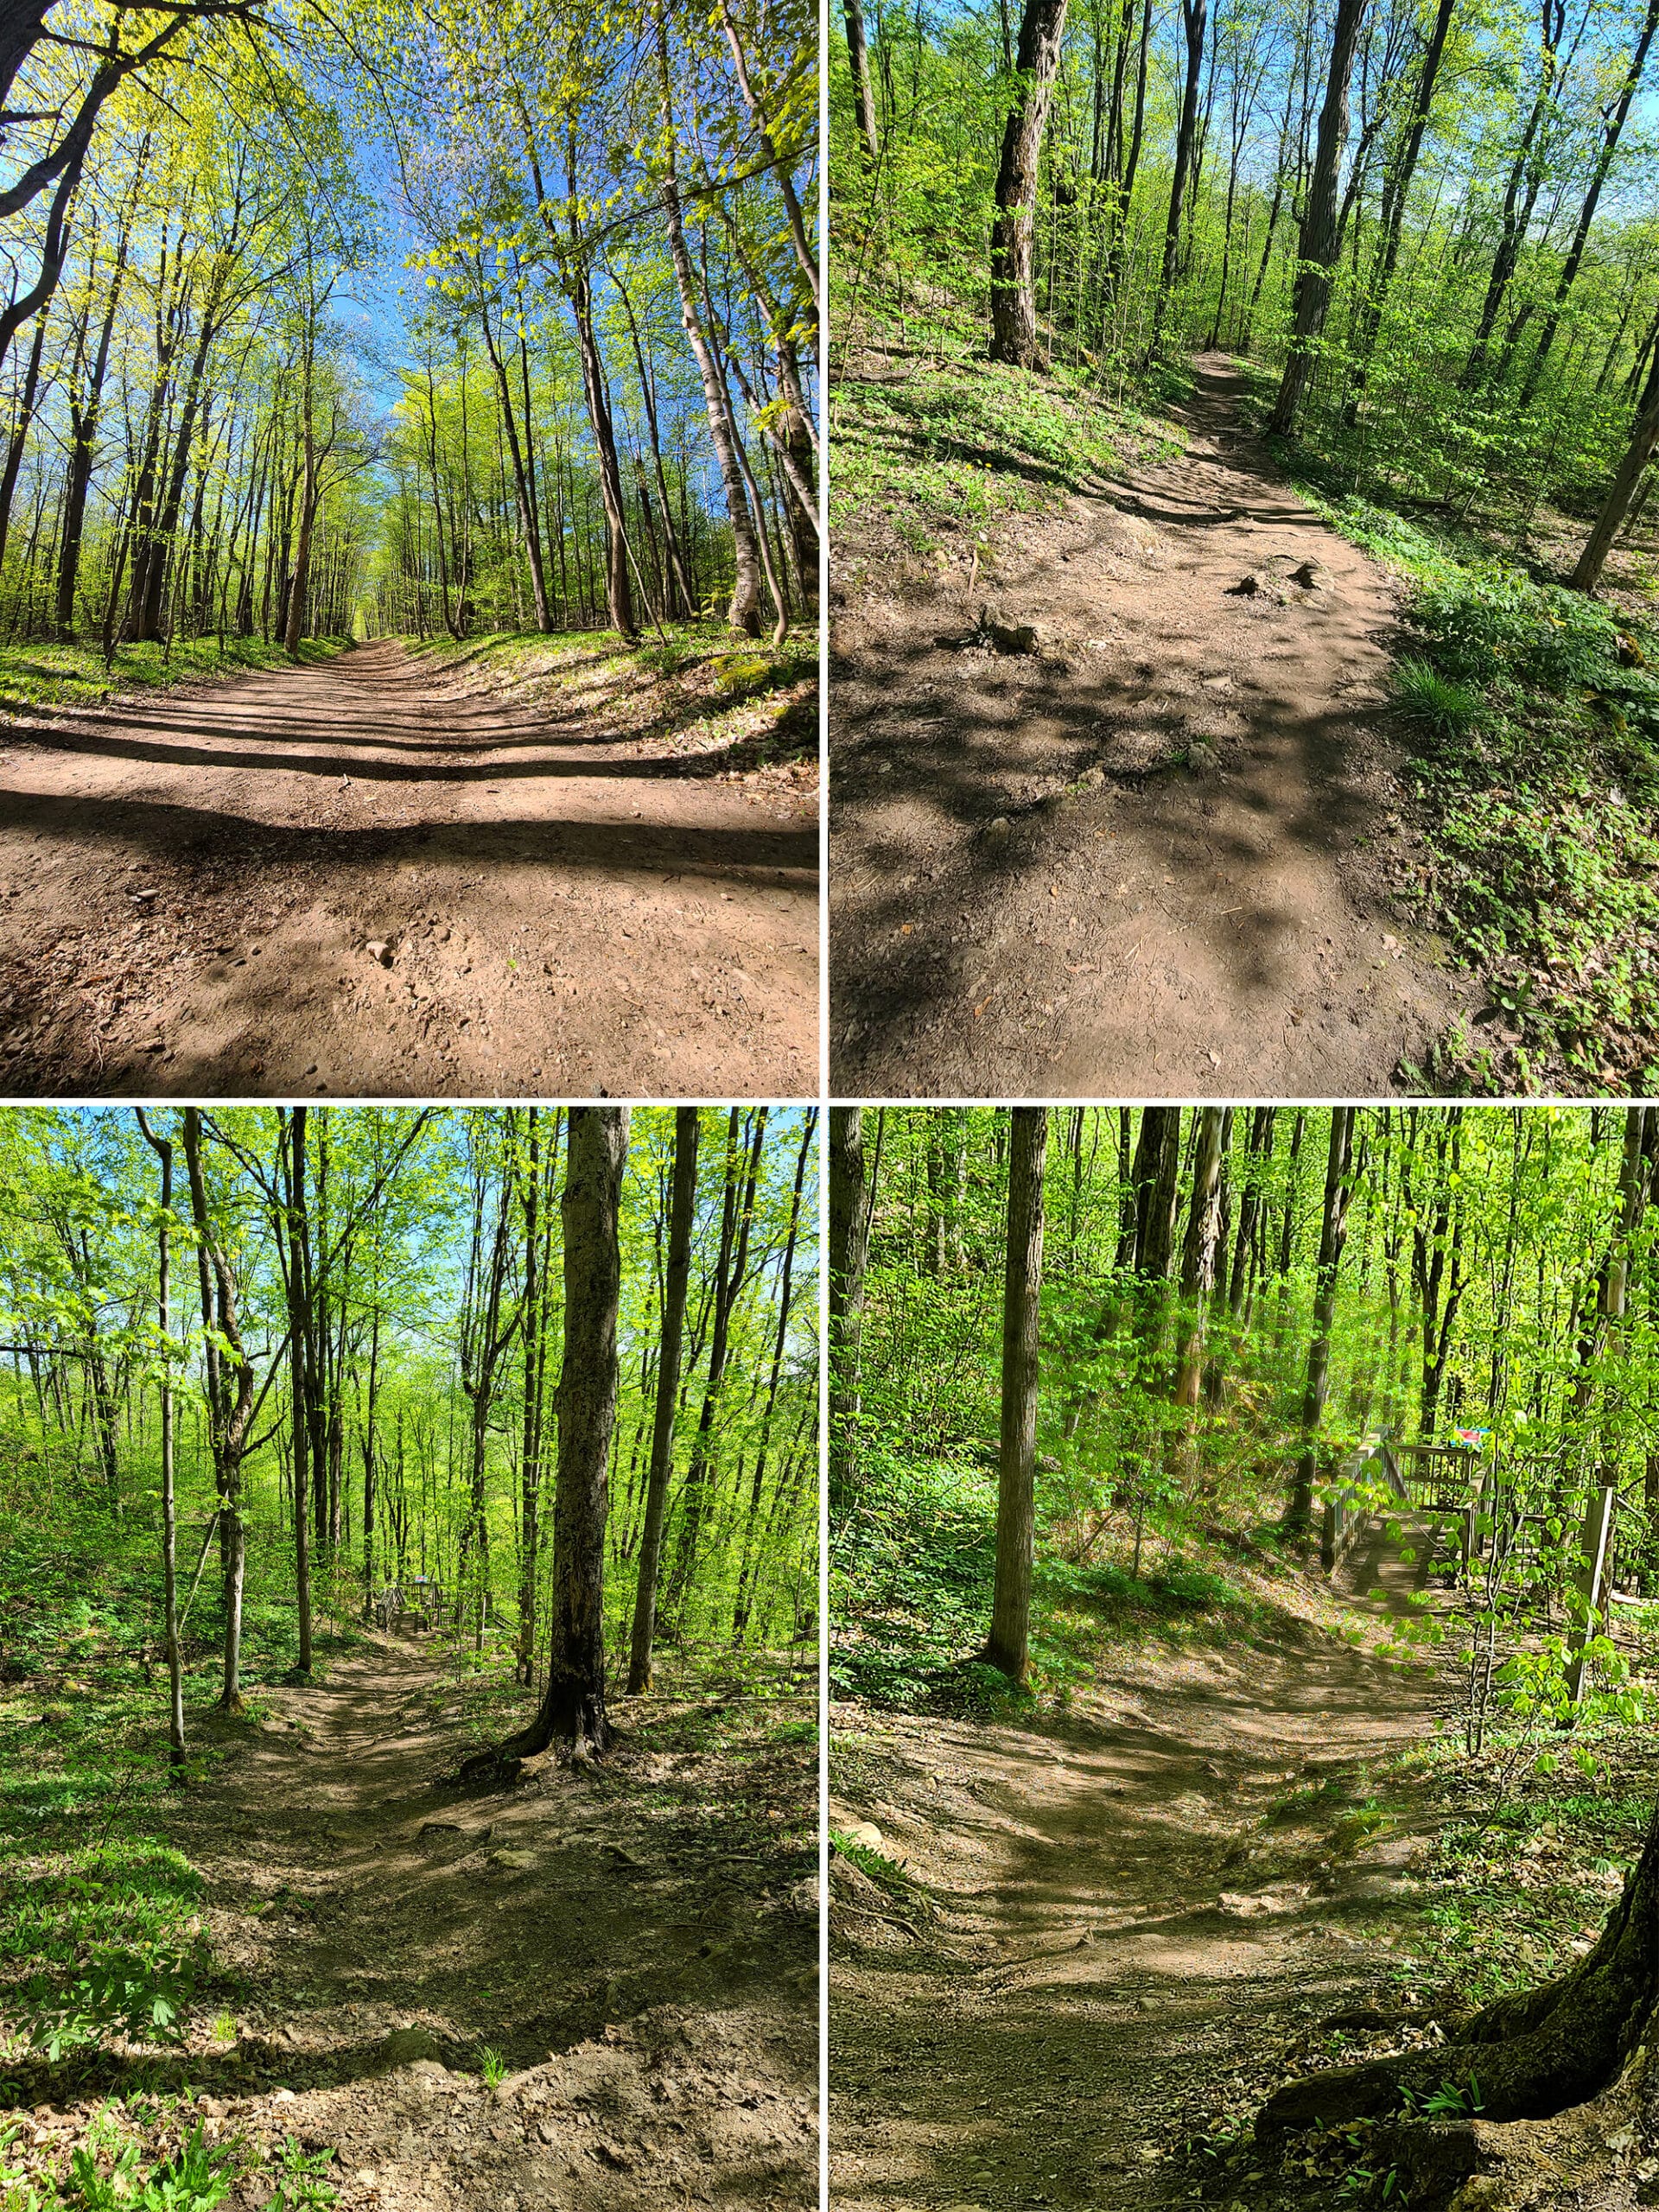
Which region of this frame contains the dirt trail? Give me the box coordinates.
[830,354,1470,1096]
[830,1524,1449,2209]
[113,1635,816,2210]
[0,641,817,1096]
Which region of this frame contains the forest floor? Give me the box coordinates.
[5,1632,818,2211]
[830,1519,1462,2209]
[830,349,1471,1096]
[0,630,817,1097]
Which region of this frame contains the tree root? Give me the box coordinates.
[444,1750,525,1790]
[832,1900,925,1944]
[1259,1818,1659,2145]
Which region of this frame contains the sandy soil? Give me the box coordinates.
[15,1637,817,2210]
[830,353,1472,1096]
[0,641,818,1097]
[830,1522,1452,2210]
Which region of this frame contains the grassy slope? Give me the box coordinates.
[830,1439,1439,1722]
[1217,353,1659,1097]
[397,624,818,776]
[0,636,347,715]
[1300,488,1659,1096]
[829,303,1185,592]
[0,1509,354,2211]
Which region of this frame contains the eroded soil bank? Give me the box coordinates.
[0,639,817,1097]
[10,1637,818,2210]
[830,353,1469,1097]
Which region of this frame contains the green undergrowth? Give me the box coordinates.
[1289,479,1659,1096]
[828,1827,918,1903]
[831,1445,1268,1712]
[1189,1712,1659,2206]
[0,1498,358,2087]
[2,2114,338,2211]
[829,300,1182,577]
[0,636,347,715]
[1391,1711,1659,2011]
[397,624,817,768]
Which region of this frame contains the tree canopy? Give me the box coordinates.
[0,0,816,659]
[0,1103,819,1736]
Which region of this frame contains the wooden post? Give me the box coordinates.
[1566,1482,1618,1703]
[1461,1470,1483,1580]
[1319,1493,1338,1573]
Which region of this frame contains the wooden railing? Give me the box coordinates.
[1320,1433,1408,1573]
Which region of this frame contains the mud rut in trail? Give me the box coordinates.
[0,640,817,1097]
[830,1525,1449,2211]
[830,353,1471,1097]
[113,1635,816,2211]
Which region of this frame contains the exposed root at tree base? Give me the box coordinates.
[1250,2059,1659,2211]
[1252,1810,1659,2208]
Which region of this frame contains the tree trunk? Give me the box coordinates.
[829,1105,874,1500]
[844,0,881,164]
[1173,1107,1227,1408]
[1151,0,1208,351]
[0,147,81,378]
[627,1107,700,1693]
[988,0,1071,367]
[656,125,766,635]
[1261,1796,1659,2139]
[1342,0,1456,421]
[1572,353,1659,591]
[665,1109,766,1612]
[984,1109,1048,1683]
[733,1110,816,1644]
[283,353,316,656]
[1461,0,1563,390]
[514,1109,555,1682]
[1137,1107,1183,1282]
[495,1107,628,1758]
[1286,1108,1357,1538]
[458,1154,515,1636]
[285,1108,313,1675]
[482,308,552,632]
[1268,0,1369,436]
[181,1108,254,1715]
[136,1110,184,1770]
[566,261,636,639]
[1521,0,1659,404]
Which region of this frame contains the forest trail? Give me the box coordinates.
[0,640,817,1097]
[830,354,1471,1096]
[132,1633,817,2211]
[830,1522,1449,2209]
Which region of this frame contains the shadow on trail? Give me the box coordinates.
[830,353,1456,1097]
[14,1638,820,2208]
[0,785,816,883]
